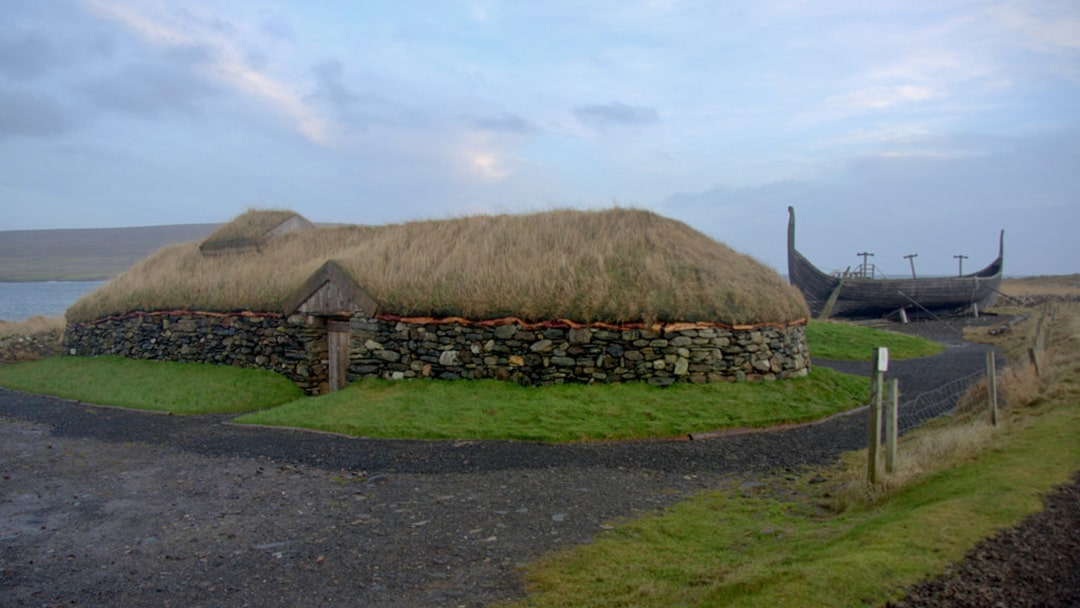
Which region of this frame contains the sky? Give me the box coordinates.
[1,0,1078,277]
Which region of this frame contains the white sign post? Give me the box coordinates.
[867,347,888,484]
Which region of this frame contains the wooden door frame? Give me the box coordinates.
[326,319,352,393]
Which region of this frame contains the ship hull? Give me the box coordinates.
[787,207,1003,319]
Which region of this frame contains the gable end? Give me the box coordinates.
[283,260,379,317]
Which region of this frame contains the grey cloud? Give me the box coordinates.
[312,60,360,109]
[172,7,237,37]
[309,59,422,130]
[259,15,295,42]
[0,31,62,81]
[80,61,220,117]
[468,112,536,134]
[0,87,75,137]
[163,43,215,65]
[573,101,659,128]
[663,129,1080,276]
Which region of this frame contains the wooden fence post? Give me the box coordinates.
[987,351,998,426]
[885,378,899,474]
[867,347,888,484]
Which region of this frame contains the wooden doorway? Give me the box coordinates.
[327,319,352,392]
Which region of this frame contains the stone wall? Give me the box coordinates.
[64,312,810,394]
[64,312,330,394]
[350,317,809,386]
[0,329,64,364]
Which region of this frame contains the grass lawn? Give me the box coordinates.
[0,356,303,414]
[805,320,944,360]
[234,367,866,442]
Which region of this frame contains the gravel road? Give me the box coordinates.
[1,317,1074,607]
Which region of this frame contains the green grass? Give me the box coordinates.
[806,320,944,360]
[513,399,1080,607]
[234,367,867,442]
[0,319,942,438]
[0,356,303,414]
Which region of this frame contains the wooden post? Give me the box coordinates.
[904,253,918,279]
[1029,347,1042,377]
[987,351,998,426]
[1034,307,1047,352]
[885,379,899,474]
[868,347,888,484]
[954,254,968,276]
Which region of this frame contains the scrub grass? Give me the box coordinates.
[0,316,64,338]
[806,320,943,360]
[234,367,867,442]
[0,356,303,414]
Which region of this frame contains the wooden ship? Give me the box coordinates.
[786,207,1004,319]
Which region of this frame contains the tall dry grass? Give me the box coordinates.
[999,274,1080,299]
[67,208,809,325]
[0,316,65,338]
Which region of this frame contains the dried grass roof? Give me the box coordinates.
[68,208,808,325]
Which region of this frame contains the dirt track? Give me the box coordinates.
[1,318,1075,606]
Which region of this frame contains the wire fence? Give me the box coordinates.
[895,368,988,435]
[868,302,1061,483]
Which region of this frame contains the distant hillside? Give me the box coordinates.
[0,224,220,281]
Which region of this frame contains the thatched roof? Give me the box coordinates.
[67,208,808,325]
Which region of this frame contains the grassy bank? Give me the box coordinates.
[233,367,865,442]
[0,356,302,414]
[805,320,943,360]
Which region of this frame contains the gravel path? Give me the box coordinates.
[0,318,1071,607]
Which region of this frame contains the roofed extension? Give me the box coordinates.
[198,209,314,255]
[68,208,809,326]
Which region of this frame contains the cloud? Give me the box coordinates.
[992,4,1080,52]
[311,60,360,109]
[308,59,422,132]
[467,112,536,134]
[0,87,75,137]
[572,101,659,128]
[827,84,940,111]
[80,60,220,117]
[84,0,330,144]
[0,31,62,81]
[661,129,1080,276]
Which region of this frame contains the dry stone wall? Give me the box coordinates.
[1,330,63,364]
[350,317,809,386]
[64,312,810,394]
[64,313,330,394]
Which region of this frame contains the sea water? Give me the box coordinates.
[0,281,105,322]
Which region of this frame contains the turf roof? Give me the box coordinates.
[67,208,809,325]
